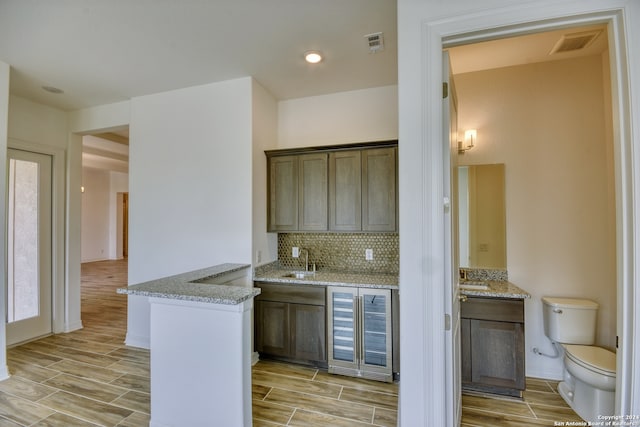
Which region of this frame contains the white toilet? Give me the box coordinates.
[542,297,616,423]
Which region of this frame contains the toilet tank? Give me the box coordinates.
[542,297,599,344]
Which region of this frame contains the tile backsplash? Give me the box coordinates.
[278,233,399,274]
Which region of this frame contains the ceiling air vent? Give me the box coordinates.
[550,30,601,55]
[364,32,384,53]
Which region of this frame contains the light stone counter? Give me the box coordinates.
[459,280,530,299]
[117,263,260,304]
[254,262,398,290]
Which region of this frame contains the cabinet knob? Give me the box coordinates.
[459,294,468,302]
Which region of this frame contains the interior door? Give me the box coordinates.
[443,50,462,426]
[6,148,53,345]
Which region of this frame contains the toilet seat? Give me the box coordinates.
[564,345,616,377]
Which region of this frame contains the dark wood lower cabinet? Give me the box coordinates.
[461,297,525,397]
[254,282,327,367]
[255,300,290,357]
[290,304,325,362]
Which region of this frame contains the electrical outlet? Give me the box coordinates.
[292,247,300,258]
[365,248,373,261]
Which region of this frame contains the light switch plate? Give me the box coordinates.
[292,247,299,258]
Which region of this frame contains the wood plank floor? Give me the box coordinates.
[0,259,581,426]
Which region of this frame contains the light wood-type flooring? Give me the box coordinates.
[0,259,582,426]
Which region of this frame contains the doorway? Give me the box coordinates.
[6,149,53,345]
[396,4,637,425]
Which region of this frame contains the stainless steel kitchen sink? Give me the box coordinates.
[282,271,317,279]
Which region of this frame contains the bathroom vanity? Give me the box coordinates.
[459,278,530,398]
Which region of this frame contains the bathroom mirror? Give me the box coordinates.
[458,164,506,269]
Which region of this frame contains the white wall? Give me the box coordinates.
[278,85,398,148]
[80,166,129,262]
[0,61,10,379]
[126,78,254,347]
[109,171,129,259]
[8,96,68,149]
[456,54,616,379]
[252,80,278,267]
[81,168,111,262]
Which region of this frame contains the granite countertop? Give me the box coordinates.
[117,263,260,305]
[459,280,530,299]
[253,262,398,290]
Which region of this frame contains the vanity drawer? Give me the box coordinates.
[461,297,524,323]
[255,282,325,306]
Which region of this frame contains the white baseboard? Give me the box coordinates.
[64,320,84,333]
[0,365,10,381]
[125,332,150,350]
[251,351,260,366]
[526,368,563,381]
[81,257,110,263]
[149,419,171,427]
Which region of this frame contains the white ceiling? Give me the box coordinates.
[0,0,397,111]
[448,24,608,75]
[82,134,129,173]
[0,2,608,115]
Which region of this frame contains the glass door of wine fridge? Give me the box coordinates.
[327,286,392,382]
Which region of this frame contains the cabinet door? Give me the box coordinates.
[329,150,362,231]
[362,147,397,231]
[327,287,358,365]
[299,153,328,230]
[470,319,525,390]
[291,304,326,363]
[360,288,392,370]
[255,300,290,357]
[268,156,298,231]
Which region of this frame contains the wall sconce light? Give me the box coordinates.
[81,186,85,193]
[458,129,477,154]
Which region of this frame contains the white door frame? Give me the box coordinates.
[8,139,66,336]
[399,2,638,425]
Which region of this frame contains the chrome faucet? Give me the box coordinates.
[299,248,309,271]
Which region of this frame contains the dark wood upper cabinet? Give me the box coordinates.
[329,150,362,231]
[268,155,298,231]
[362,147,397,232]
[299,153,328,231]
[267,141,397,233]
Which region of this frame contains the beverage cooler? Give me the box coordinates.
[327,286,393,382]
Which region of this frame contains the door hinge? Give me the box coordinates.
[443,82,449,99]
[444,313,451,331]
[616,335,619,349]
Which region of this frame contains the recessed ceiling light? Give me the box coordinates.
[304,51,323,64]
[42,85,64,94]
